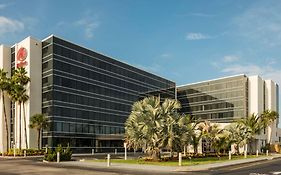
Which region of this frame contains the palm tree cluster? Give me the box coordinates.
[125,96,279,160]
[0,67,30,152]
[125,96,194,160]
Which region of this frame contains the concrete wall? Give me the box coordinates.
[14,37,42,149]
[248,76,264,116]
[264,80,278,144]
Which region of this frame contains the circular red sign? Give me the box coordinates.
[17,47,27,61]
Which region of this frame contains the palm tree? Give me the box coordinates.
[10,67,30,149]
[260,110,279,144]
[125,96,183,161]
[19,91,29,149]
[236,113,263,153]
[225,123,250,154]
[29,114,49,149]
[8,84,23,149]
[0,69,10,152]
[126,96,163,160]
[160,98,182,156]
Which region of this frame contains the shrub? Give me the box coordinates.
[4,148,44,156]
[44,144,72,162]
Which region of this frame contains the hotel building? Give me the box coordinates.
[177,74,280,152]
[0,35,279,153]
[0,35,175,153]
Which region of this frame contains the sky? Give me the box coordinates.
[1,0,281,112]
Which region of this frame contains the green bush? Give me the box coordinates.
[4,148,44,156]
[44,144,72,162]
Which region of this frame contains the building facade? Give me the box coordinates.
[0,35,175,153]
[177,74,279,152]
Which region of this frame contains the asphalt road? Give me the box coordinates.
[0,156,281,175]
[208,157,281,175]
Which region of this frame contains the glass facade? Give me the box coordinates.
[177,75,248,122]
[41,36,175,151]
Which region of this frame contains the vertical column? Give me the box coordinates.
[14,37,42,149]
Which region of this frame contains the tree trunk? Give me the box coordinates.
[2,93,9,152]
[193,143,198,154]
[151,150,161,161]
[23,103,28,149]
[19,103,21,150]
[37,129,40,150]
[267,125,272,144]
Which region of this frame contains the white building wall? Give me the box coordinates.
[14,37,42,149]
[0,45,11,153]
[264,80,278,144]
[248,76,264,115]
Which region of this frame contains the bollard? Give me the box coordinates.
[57,152,60,163]
[179,153,182,166]
[266,150,269,156]
[13,144,16,157]
[124,144,127,160]
[244,151,247,158]
[92,149,95,155]
[115,149,117,155]
[256,150,259,157]
[45,146,48,153]
[244,144,247,158]
[107,154,111,167]
[24,150,26,157]
[229,151,231,160]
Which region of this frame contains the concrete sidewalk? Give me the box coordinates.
[61,154,281,173]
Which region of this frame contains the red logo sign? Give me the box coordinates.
[16,47,28,68]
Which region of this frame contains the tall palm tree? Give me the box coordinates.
[0,69,10,152]
[20,91,29,149]
[260,110,279,144]
[29,114,49,149]
[8,84,23,149]
[10,67,30,149]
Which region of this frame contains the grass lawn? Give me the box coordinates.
[85,155,264,166]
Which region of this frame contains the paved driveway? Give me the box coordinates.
[0,158,121,175]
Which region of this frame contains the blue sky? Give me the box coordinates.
[1,1,281,97]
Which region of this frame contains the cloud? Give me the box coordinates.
[136,64,162,74]
[222,63,281,87]
[75,19,99,39]
[189,13,215,18]
[223,55,239,63]
[0,16,24,37]
[161,53,172,58]
[0,3,9,9]
[233,2,281,47]
[185,33,210,40]
[222,64,262,75]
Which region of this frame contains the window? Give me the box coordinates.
[42,77,48,84]
[56,122,62,132]
[43,62,49,70]
[63,123,69,132]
